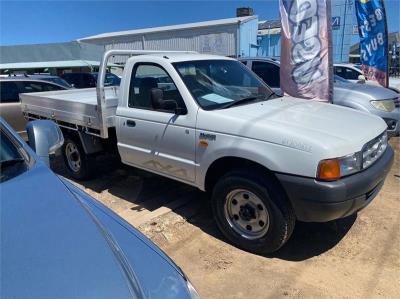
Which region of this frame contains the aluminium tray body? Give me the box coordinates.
[20,87,119,132]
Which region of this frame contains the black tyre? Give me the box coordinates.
[211,170,295,254]
[62,136,95,180]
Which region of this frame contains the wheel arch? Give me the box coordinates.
[204,156,280,193]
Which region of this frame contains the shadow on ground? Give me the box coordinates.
[52,153,357,262]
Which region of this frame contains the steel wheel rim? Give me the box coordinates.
[224,189,270,240]
[65,142,81,173]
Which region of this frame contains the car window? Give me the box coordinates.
[105,73,121,86]
[21,81,44,92]
[0,128,29,183]
[0,81,20,103]
[83,74,96,88]
[334,66,360,80]
[69,75,81,87]
[128,63,185,112]
[40,82,65,91]
[251,61,280,88]
[44,77,71,88]
[62,74,87,88]
[344,67,361,80]
[21,81,64,93]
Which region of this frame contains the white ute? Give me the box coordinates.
[21,50,394,254]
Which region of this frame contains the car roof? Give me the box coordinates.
[239,57,281,64]
[130,53,236,63]
[0,77,68,88]
[1,74,61,79]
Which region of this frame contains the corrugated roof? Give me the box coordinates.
[258,20,281,30]
[79,16,257,41]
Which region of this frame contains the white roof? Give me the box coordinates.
[79,16,257,41]
[125,53,235,63]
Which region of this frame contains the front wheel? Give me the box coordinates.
[62,136,95,180]
[211,170,295,254]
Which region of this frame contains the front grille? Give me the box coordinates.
[362,131,388,169]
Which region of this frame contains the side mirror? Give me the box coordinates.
[26,120,64,166]
[272,88,284,97]
[151,88,186,115]
[357,74,366,84]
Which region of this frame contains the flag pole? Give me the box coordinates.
[381,0,389,88]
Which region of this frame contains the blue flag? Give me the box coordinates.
[355,0,389,87]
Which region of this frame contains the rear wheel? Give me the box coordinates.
[62,136,95,180]
[211,170,295,254]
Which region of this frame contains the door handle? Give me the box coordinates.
[126,120,136,127]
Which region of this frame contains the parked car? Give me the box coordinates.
[240,57,400,137]
[61,72,121,88]
[0,77,69,139]
[28,74,72,88]
[21,50,394,254]
[2,74,72,88]
[334,63,400,93]
[0,117,200,299]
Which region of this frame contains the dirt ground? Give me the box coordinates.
[59,137,400,299]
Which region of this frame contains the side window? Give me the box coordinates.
[0,81,20,103]
[128,64,185,112]
[21,81,44,93]
[344,67,360,80]
[84,74,96,88]
[240,60,248,65]
[252,61,280,88]
[41,82,64,91]
[334,66,343,76]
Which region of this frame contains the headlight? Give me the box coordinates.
[317,131,388,181]
[362,131,388,169]
[186,278,201,299]
[317,152,362,180]
[370,99,396,112]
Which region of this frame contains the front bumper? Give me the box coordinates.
[276,146,394,222]
[375,108,400,137]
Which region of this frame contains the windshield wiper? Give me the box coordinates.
[221,93,276,109]
[221,95,263,109]
[0,158,26,168]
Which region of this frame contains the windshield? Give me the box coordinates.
[173,60,274,110]
[0,129,29,182]
[334,75,352,83]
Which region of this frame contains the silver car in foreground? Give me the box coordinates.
[240,58,400,137]
[0,117,200,299]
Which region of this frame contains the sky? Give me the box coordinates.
[0,0,399,46]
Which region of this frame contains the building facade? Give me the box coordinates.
[79,16,259,63]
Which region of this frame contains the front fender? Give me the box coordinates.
[195,134,317,190]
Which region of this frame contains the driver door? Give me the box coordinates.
[117,63,196,182]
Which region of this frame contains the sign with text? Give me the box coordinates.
[355,0,388,87]
[279,0,333,102]
[332,16,341,30]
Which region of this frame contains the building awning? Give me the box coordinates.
[258,28,281,35]
[0,60,120,70]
